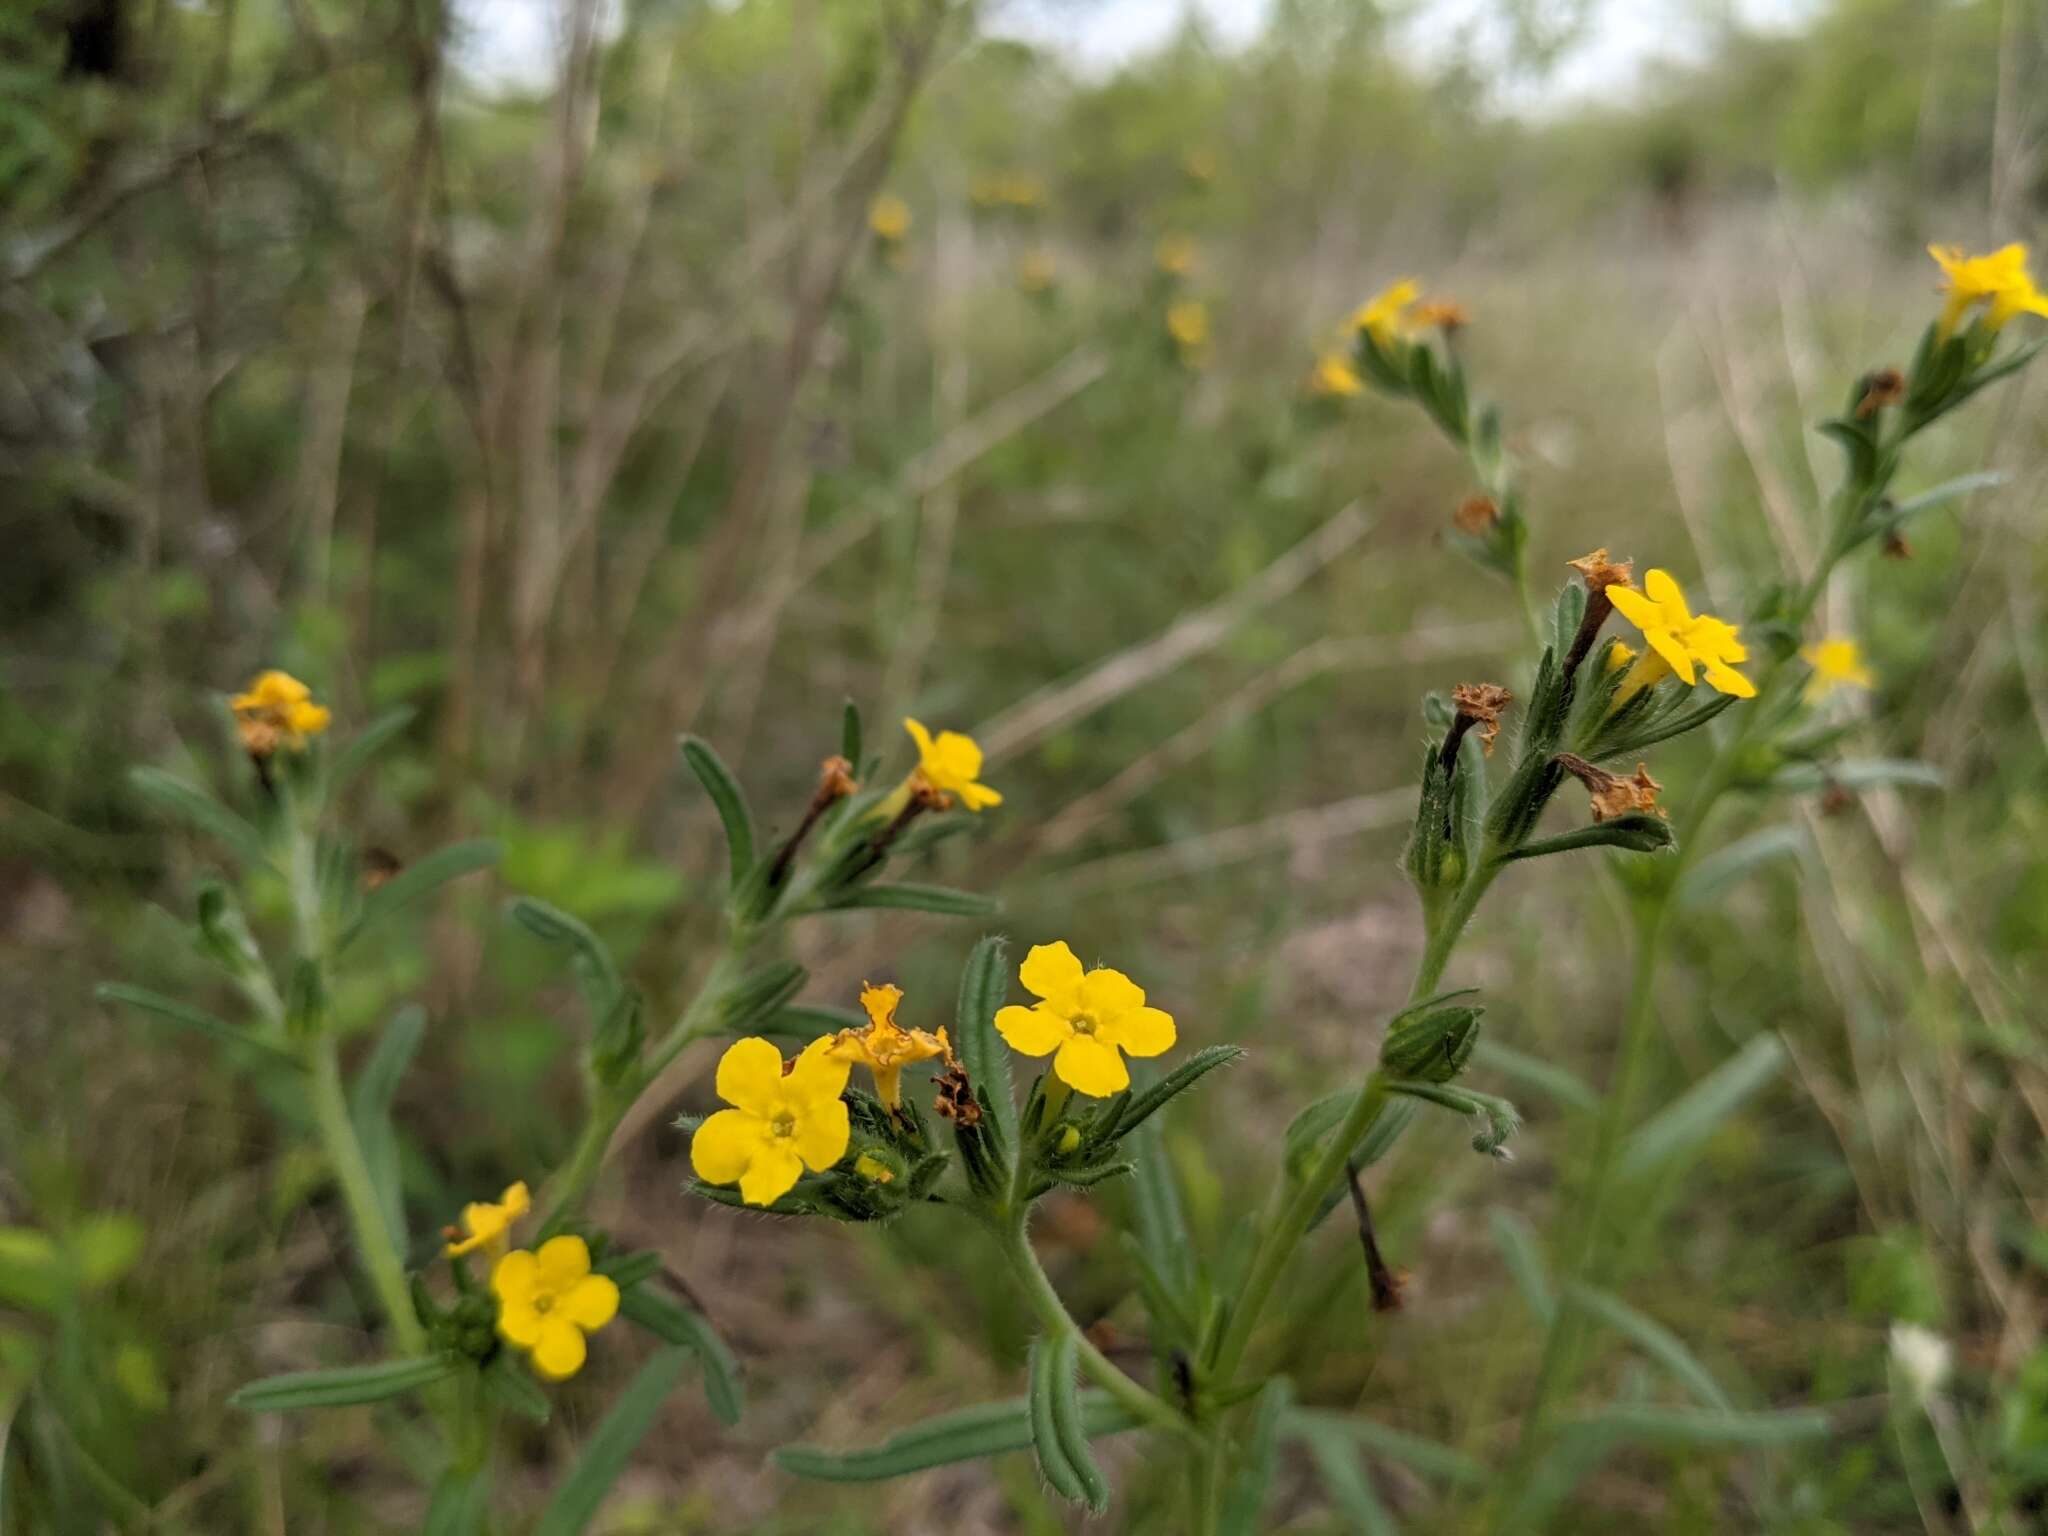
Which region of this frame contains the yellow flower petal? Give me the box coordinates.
[995,1003,1069,1057]
[491,1249,540,1308]
[1700,658,1757,699]
[1018,941,1085,1003]
[903,717,937,760]
[530,1317,588,1380]
[496,1295,546,1348]
[690,1108,764,1186]
[738,1144,805,1207]
[715,1037,787,1117]
[1641,568,1689,621]
[1054,1034,1130,1097]
[560,1273,620,1331]
[1645,627,1697,686]
[1079,966,1145,1021]
[795,1096,850,1172]
[785,1035,854,1104]
[535,1234,591,1293]
[1102,1005,1176,1058]
[1605,584,1660,629]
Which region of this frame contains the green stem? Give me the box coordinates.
[307,1037,427,1355]
[1000,1219,1198,1445]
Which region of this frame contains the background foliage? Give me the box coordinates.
[3,0,2045,1528]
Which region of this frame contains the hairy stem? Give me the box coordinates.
[308,1037,427,1355]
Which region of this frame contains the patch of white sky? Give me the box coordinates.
[456,0,1823,113]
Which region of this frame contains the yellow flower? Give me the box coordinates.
[1605,640,1637,672]
[830,983,951,1109]
[229,670,332,756]
[690,1036,851,1206]
[1166,299,1209,349]
[869,194,911,243]
[1606,569,1757,701]
[1017,249,1058,293]
[1307,351,1363,398]
[994,941,1176,1097]
[1929,243,2048,336]
[1801,636,1875,700]
[904,718,1002,811]
[491,1235,619,1381]
[1002,172,1045,208]
[444,1181,530,1259]
[1352,278,1420,345]
[1155,235,1198,278]
[853,1153,895,1184]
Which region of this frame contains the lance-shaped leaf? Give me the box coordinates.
[774,1391,1141,1482]
[340,840,500,953]
[1218,1379,1292,1536]
[680,736,756,895]
[349,1004,425,1251]
[1283,1408,1486,1485]
[1106,1045,1244,1142]
[1624,1034,1785,1177]
[711,961,808,1036]
[618,1285,744,1426]
[954,935,1017,1163]
[840,698,863,768]
[129,767,271,868]
[325,707,417,801]
[230,1356,457,1412]
[483,1355,552,1425]
[534,1347,689,1536]
[1678,825,1807,910]
[1500,812,1673,861]
[1769,758,1941,795]
[1566,1283,1732,1409]
[421,1466,493,1536]
[1027,1336,1092,1507]
[93,983,298,1069]
[509,898,623,1015]
[1297,1416,1400,1536]
[826,883,998,917]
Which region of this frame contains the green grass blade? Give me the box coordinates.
[1624,1034,1785,1176]
[230,1356,455,1412]
[617,1286,743,1426]
[774,1391,1139,1482]
[533,1347,689,1536]
[340,839,500,952]
[1566,1283,1731,1409]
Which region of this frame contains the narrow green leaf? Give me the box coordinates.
[594,1251,662,1289]
[483,1356,552,1425]
[340,840,500,952]
[1624,1034,1785,1176]
[1568,1402,1830,1447]
[680,736,756,894]
[712,961,809,1035]
[1502,813,1674,861]
[509,897,623,1014]
[1127,1122,1196,1316]
[1113,1046,1245,1140]
[421,1464,493,1536]
[1888,470,2007,519]
[1678,825,1807,910]
[1469,1041,1597,1113]
[1769,759,1942,795]
[1045,1333,1109,1512]
[1218,1379,1292,1536]
[1283,1408,1486,1485]
[617,1287,743,1426]
[1489,1209,1553,1323]
[828,882,998,917]
[349,1004,425,1252]
[533,1347,689,1536]
[129,766,272,867]
[840,699,863,767]
[230,1356,456,1412]
[774,1391,1140,1482]
[93,983,298,1069]
[1566,1284,1731,1409]
[325,707,418,800]
[954,936,1016,1163]
[1027,1337,1088,1505]
[771,1003,864,1038]
[1296,1419,1400,1536]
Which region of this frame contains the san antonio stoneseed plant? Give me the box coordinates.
[100,241,2044,1531]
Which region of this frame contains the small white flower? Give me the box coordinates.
[1889,1322,1951,1405]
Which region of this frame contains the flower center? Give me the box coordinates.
[533,1293,555,1315]
[771,1111,797,1139]
[1069,1012,1099,1037]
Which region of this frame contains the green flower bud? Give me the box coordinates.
[1379,1004,1481,1084]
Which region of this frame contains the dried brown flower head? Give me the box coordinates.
[1453,494,1500,536]
[1555,753,1665,822]
[932,1065,980,1127]
[1414,299,1469,332]
[1855,368,1906,420]
[1451,682,1514,756]
[1567,547,1635,596]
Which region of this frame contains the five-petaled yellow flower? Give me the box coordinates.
[1155,235,1198,278]
[830,983,951,1109]
[491,1235,619,1381]
[1801,636,1875,701]
[1929,243,2048,337]
[1353,278,1420,345]
[1308,352,1364,398]
[995,941,1176,1097]
[445,1180,530,1259]
[905,718,1003,811]
[869,194,911,243]
[229,670,331,756]
[1607,569,1757,701]
[690,1037,851,1206]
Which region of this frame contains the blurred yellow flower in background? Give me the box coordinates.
[1307,351,1363,398]
[1801,636,1875,700]
[1155,235,1198,278]
[995,941,1176,1096]
[869,194,911,242]
[491,1235,618,1380]
[830,983,951,1108]
[1017,248,1058,293]
[1166,299,1209,349]
[1183,147,1218,182]
[230,670,331,756]
[690,1037,851,1206]
[1929,243,2048,336]
[444,1181,530,1259]
[1353,278,1420,345]
[1608,569,1756,700]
